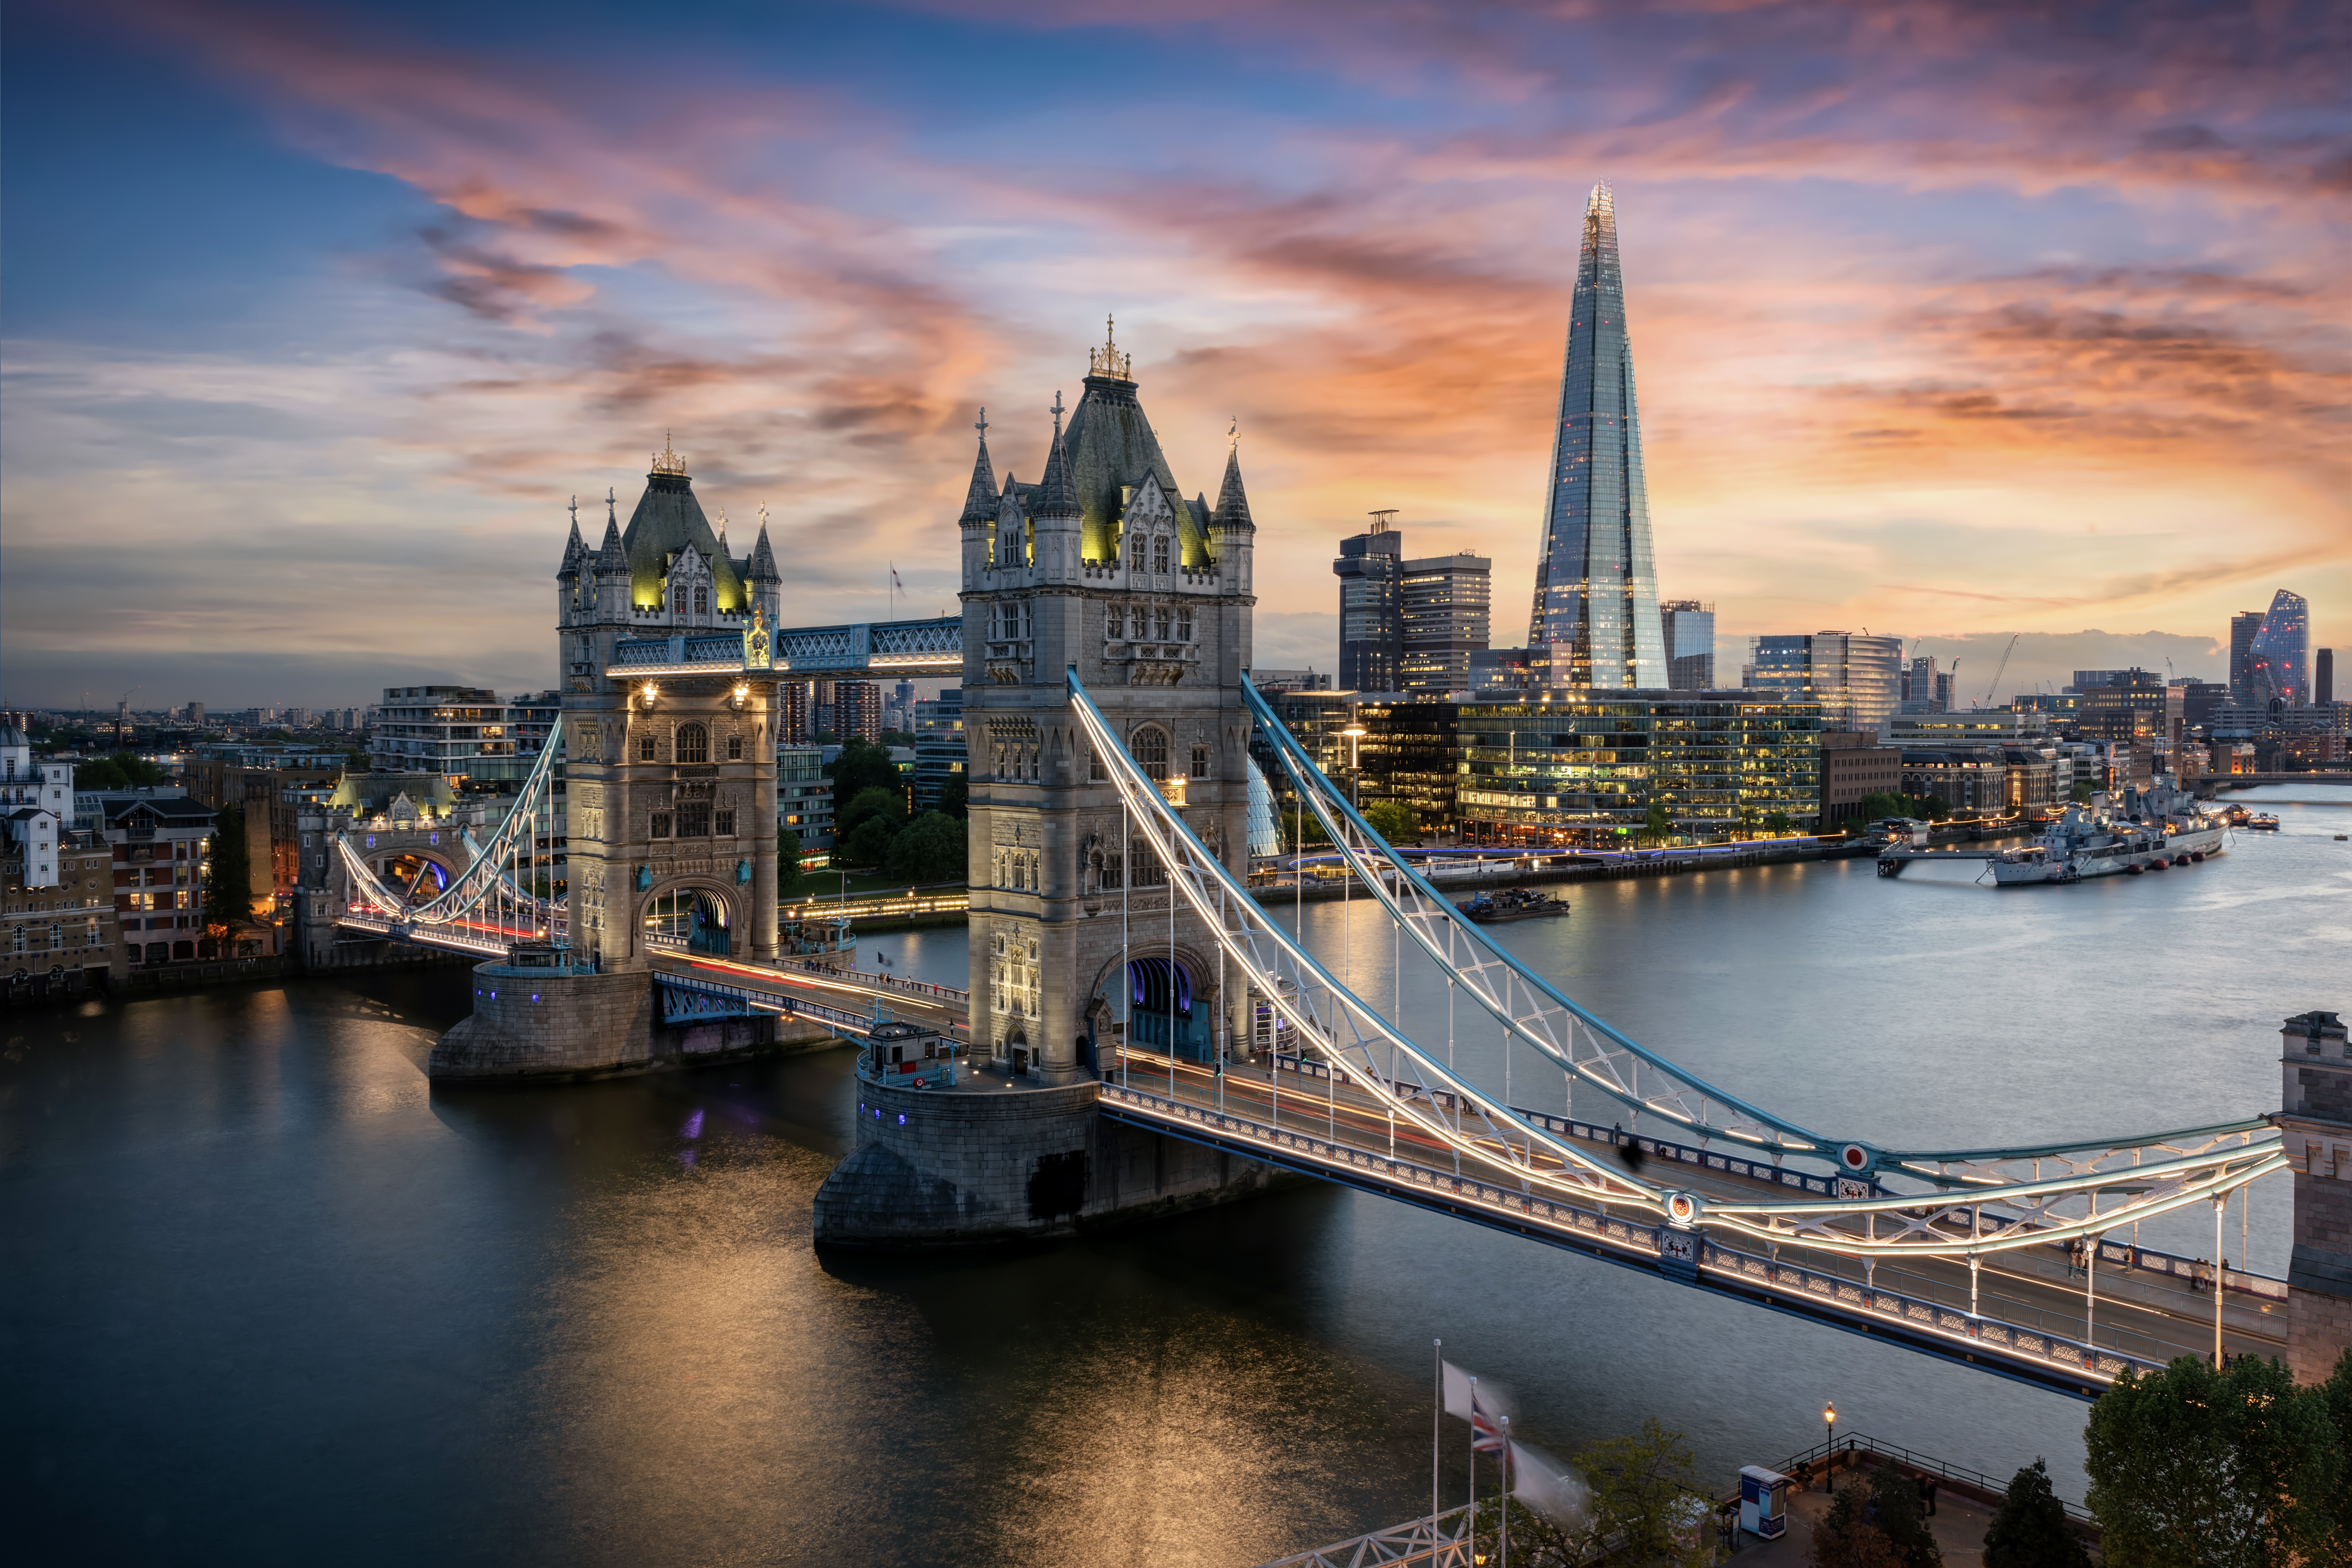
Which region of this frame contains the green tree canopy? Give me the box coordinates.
[936,774,968,818]
[1642,799,1673,846]
[1468,1418,1711,1568]
[1360,800,1416,844]
[884,812,966,883]
[838,785,907,841]
[827,738,903,805]
[2086,1354,2342,1568]
[202,804,253,934]
[1982,1458,2089,1568]
[73,751,164,791]
[1762,811,1795,835]
[1808,1475,1904,1568]
[776,825,803,898]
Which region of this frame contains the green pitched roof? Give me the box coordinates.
[621,471,745,610]
[1060,373,1208,567]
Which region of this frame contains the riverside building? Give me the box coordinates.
[1662,601,1715,691]
[1749,632,1903,734]
[1456,691,1820,846]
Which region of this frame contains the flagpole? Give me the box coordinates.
[1499,1415,1510,1568]
[1432,1338,1442,1560]
[1466,1374,1477,1536]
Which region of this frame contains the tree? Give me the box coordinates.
[1762,811,1795,836]
[1982,1459,2089,1568]
[2086,1354,2341,1568]
[74,752,163,791]
[1642,799,1672,846]
[1465,1418,1712,1568]
[1361,800,1416,845]
[838,785,907,843]
[1809,1476,1904,1568]
[776,826,802,898]
[936,774,968,819]
[2318,1346,2352,1563]
[884,811,965,883]
[202,804,253,939]
[1855,791,1912,822]
[827,738,903,806]
[1858,1458,1941,1568]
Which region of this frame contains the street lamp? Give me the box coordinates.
[1823,1401,1837,1492]
[1339,726,1367,809]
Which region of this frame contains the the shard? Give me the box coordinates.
[1526,183,1667,689]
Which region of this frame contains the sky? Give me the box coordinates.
[2,0,2347,709]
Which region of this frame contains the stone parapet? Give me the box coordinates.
[813,1070,1284,1246]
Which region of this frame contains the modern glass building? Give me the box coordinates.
[1527,183,1667,689]
[1349,701,1462,838]
[1400,552,1491,696]
[2247,589,2310,710]
[1662,600,1715,690]
[1456,691,1821,845]
[2230,610,2265,706]
[1333,517,1405,693]
[912,688,964,810]
[1748,632,1903,734]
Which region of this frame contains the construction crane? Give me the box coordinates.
[1981,635,2019,709]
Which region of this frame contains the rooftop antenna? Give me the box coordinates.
[1368,509,1399,534]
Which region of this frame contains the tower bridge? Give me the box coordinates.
[300,329,2348,1394]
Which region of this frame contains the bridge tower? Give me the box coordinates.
[960,323,1259,1085]
[555,441,784,974]
[2279,1008,2352,1382]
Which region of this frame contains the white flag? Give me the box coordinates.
[1441,1362,1513,1453]
[1508,1439,1588,1525]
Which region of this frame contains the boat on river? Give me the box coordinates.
[1988,780,2228,886]
[1455,887,1571,923]
[2246,813,2281,831]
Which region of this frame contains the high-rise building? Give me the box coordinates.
[2319,648,2336,707]
[1526,183,1666,689]
[2230,610,2265,705]
[188,702,205,727]
[2247,589,2311,710]
[833,680,884,743]
[912,688,965,810]
[1662,601,1715,690]
[1901,656,1949,714]
[1334,513,1404,693]
[1400,551,1491,696]
[1748,632,1903,734]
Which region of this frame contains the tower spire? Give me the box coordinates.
[958,406,998,526]
[1033,393,1077,517]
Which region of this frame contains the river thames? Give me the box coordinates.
[6,784,2347,1564]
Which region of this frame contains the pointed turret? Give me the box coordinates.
[749,523,781,582]
[1032,395,1078,518]
[1211,446,1254,533]
[959,409,998,526]
[597,512,627,574]
[559,515,586,580]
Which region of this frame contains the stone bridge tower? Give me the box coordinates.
[556,440,786,973]
[960,324,1258,1085]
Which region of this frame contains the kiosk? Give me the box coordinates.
[1739,1465,1792,1540]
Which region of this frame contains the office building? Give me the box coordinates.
[2230,610,2264,705]
[1749,632,1903,734]
[1900,656,1952,714]
[1400,552,1491,696]
[2247,589,2311,710]
[1887,711,2050,745]
[2319,648,2335,707]
[1526,184,1667,688]
[1820,730,1902,824]
[912,688,965,810]
[1456,690,1820,844]
[1334,514,1405,693]
[366,686,528,784]
[777,745,835,849]
[1348,701,1461,838]
[1662,601,1715,690]
[1250,669,1332,694]
[2179,681,2230,734]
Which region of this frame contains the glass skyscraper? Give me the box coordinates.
[1527,183,1666,689]
[2247,589,2310,710]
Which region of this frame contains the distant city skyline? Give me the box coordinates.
[2,2,2345,705]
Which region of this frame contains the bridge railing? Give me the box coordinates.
[1102,1080,2164,1390]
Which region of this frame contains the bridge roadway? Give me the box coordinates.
[1097,1050,2284,1399]
[648,949,971,1037]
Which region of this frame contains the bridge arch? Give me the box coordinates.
[636,872,744,958]
[1082,941,1223,1064]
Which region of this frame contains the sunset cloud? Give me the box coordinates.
[2,0,2344,705]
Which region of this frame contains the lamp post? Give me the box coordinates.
[1823,1401,1837,1492]
[1339,726,1368,810]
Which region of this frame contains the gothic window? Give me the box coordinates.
[727,734,743,761]
[640,735,657,761]
[1191,744,1210,779]
[651,812,673,838]
[1129,836,1166,887]
[694,586,708,615]
[1176,607,1193,642]
[1090,749,1106,781]
[1106,605,1124,639]
[1128,531,1146,568]
[677,724,709,765]
[1153,536,1169,574]
[1155,608,1171,642]
[673,588,689,613]
[50,923,63,950]
[677,799,711,837]
[1132,725,1169,781]
[716,809,735,836]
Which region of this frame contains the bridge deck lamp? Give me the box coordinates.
[732,681,750,707]
[1823,1401,1837,1491]
[639,682,659,707]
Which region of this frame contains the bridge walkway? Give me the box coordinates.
[1100,1051,2281,1394]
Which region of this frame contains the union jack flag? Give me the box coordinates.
[1442,1361,1509,1453]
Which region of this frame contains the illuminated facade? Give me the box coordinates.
[1456,691,1820,844]
[1526,183,1667,689]
[1749,632,1903,734]
[1401,553,1491,696]
[1333,517,1404,693]
[2247,589,2311,711]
